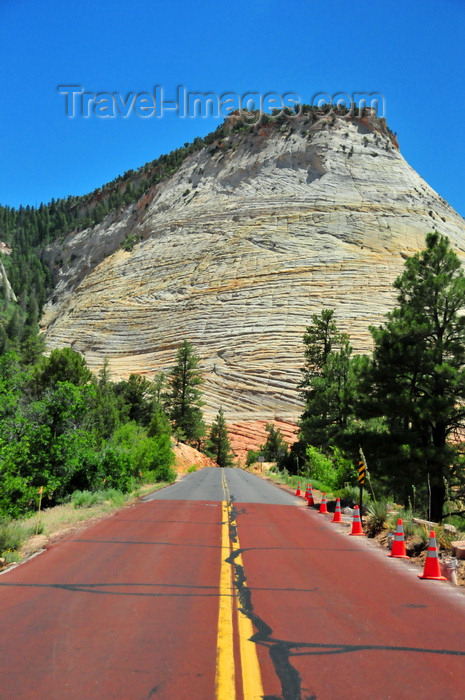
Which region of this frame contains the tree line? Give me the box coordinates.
[292,232,465,524]
[0,337,234,519]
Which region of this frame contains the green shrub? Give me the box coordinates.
[445,515,465,533]
[305,478,331,493]
[304,446,337,489]
[187,466,197,473]
[366,501,389,536]
[330,447,358,489]
[110,423,175,484]
[91,448,133,492]
[2,549,21,564]
[71,490,101,508]
[334,485,359,506]
[267,467,291,486]
[71,488,128,509]
[104,489,126,507]
[0,518,24,554]
[121,233,137,251]
[389,508,415,536]
[246,449,260,467]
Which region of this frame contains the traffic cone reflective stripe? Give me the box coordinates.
[295,481,301,497]
[419,531,447,581]
[307,484,314,506]
[319,493,328,514]
[388,518,409,559]
[349,505,365,536]
[331,498,342,523]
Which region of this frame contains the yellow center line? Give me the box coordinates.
[215,500,235,700]
[231,514,264,700]
[216,470,264,700]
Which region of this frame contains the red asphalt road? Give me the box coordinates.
[1,480,465,699]
[0,500,223,699]
[236,501,465,699]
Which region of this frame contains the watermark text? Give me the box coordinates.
[57,86,385,122]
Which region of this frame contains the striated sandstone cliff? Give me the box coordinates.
[41,112,465,423]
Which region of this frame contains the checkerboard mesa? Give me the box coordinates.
[41,112,465,422]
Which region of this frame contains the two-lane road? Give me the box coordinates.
[1,467,465,699]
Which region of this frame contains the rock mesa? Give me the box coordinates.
[41,112,465,423]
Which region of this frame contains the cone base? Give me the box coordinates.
[418,574,447,581]
[388,553,409,559]
[331,516,342,523]
[349,532,366,536]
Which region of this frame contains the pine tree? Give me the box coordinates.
[33,347,92,391]
[6,308,21,343]
[301,308,340,383]
[205,407,233,467]
[166,340,205,444]
[118,373,153,425]
[147,405,171,438]
[262,423,288,461]
[91,358,120,438]
[299,309,353,450]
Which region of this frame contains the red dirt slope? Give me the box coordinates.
[227,419,298,465]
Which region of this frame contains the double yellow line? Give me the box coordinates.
[215,474,264,700]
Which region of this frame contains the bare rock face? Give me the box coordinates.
[172,442,218,473]
[41,113,465,422]
[0,260,17,302]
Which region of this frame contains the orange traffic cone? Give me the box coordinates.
[419,531,446,581]
[307,484,314,506]
[304,484,309,500]
[388,519,409,559]
[295,481,301,497]
[349,505,365,536]
[331,498,342,523]
[319,493,328,514]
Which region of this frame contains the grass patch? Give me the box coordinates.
[71,489,127,508]
[388,508,416,536]
[306,478,333,494]
[0,518,25,556]
[266,469,333,496]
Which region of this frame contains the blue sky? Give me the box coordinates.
[1,0,464,218]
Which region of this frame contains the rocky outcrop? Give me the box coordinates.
[0,260,17,302]
[41,112,465,423]
[228,419,299,464]
[172,441,218,472]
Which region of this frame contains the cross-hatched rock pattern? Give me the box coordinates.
[42,113,465,422]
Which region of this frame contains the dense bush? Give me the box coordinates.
[301,445,356,491]
[0,348,176,518]
[0,517,25,554]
